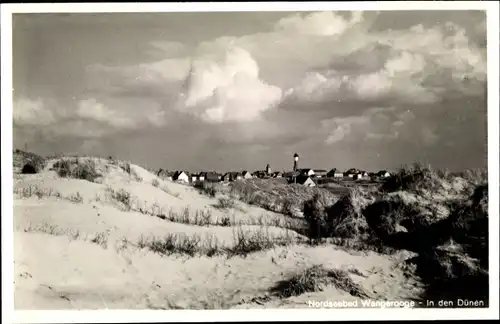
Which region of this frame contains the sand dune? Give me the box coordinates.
[13,158,424,309]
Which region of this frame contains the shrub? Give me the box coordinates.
[14,149,46,174]
[90,232,109,249]
[117,161,142,181]
[445,184,488,265]
[297,165,489,305]
[120,162,131,174]
[107,188,132,210]
[53,158,101,182]
[280,197,296,215]
[228,227,276,257]
[410,247,488,305]
[303,193,332,243]
[72,163,101,182]
[194,181,221,197]
[458,168,488,186]
[147,233,201,257]
[215,196,236,210]
[229,178,341,216]
[270,265,369,299]
[381,163,442,194]
[138,226,299,258]
[302,188,374,245]
[152,179,160,187]
[53,159,72,177]
[67,192,84,204]
[362,195,452,251]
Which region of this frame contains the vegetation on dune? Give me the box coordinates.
[21,222,108,248]
[214,196,237,210]
[411,183,489,304]
[135,225,302,258]
[14,149,47,174]
[118,161,143,182]
[194,181,221,198]
[228,178,345,216]
[52,158,102,183]
[49,156,146,183]
[301,164,489,306]
[14,153,489,306]
[13,184,92,205]
[22,221,303,259]
[270,265,369,299]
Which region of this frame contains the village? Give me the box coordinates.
[157,153,392,187]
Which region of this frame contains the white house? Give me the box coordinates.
[298,168,315,177]
[377,170,391,178]
[173,171,189,183]
[198,173,206,182]
[353,173,368,180]
[242,171,252,179]
[327,169,344,178]
[222,172,243,182]
[296,176,316,187]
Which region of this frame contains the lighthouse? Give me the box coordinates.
[293,153,299,172]
[266,164,271,176]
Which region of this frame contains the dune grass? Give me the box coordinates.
[300,164,489,306]
[269,265,369,299]
[21,221,303,259]
[52,158,102,183]
[227,178,343,216]
[13,149,47,173]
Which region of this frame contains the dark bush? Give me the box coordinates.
[53,158,101,183]
[21,163,37,174]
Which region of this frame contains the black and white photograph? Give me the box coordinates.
[2,1,499,322]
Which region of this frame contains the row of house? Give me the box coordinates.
[283,168,391,187]
[283,168,390,180]
[157,169,253,183]
[156,167,391,186]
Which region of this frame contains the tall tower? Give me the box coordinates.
[293,153,299,172]
[266,164,271,175]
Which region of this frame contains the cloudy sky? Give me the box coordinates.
[12,10,487,173]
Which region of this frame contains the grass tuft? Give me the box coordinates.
[52,158,101,182]
[270,265,369,299]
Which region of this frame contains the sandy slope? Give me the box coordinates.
[14,233,423,310]
[13,159,424,309]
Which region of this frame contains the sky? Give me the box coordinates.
[12,10,487,173]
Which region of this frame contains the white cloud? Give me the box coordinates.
[13,96,167,140]
[89,57,191,87]
[83,11,485,130]
[274,11,364,36]
[283,16,486,106]
[321,114,371,144]
[76,98,138,129]
[178,46,282,123]
[13,98,56,126]
[320,104,443,147]
[321,107,407,145]
[324,123,355,144]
